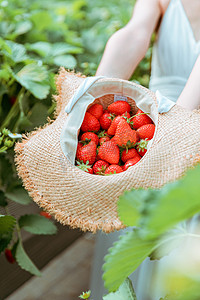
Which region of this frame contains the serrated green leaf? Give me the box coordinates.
[0,215,16,235]
[16,241,41,276]
[19,214,57,235]
[3,40,28,63]
[103,278,137,300]
[14,20,32,36]
[26,42,52,57]
[141,166,200,239]
[13,63,50,99]
[53,54,77,68]
[103,229,156,292]
[5,187,32,205]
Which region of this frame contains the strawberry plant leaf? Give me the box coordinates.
[15,241,41,276]
[53,54,77,68]
[139,165,200,239]
[0,215,16,235]
[13,63,50,99]
[3,40,29,63]
[18,214,57,235]
[103,229,156,292]
[26,42,52,57]
[5,187,32,205]
[103,278,137,300]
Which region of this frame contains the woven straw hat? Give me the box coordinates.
[15,68,200,233]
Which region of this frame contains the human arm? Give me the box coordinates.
[177,55,200,110]
[96,0,162,79]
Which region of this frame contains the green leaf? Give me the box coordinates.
[51,43,83,56]
[14,20,32,36]
[118,190,146,226]
[0,191,8,207]
[141,166,200,239]
[103,229,156,292]
[0,215,16,235]
[5,187,32,205]
[16,241,41,276]
[30,11,53,31]
[103,278,137,300]
[13,63,50,99]
[26,42,52,57]
[53,55,77,68]
[19,214,57,235]
[28,103,48,128]
[3,40,28,63]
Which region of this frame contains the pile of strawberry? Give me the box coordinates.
[76,100,155,175]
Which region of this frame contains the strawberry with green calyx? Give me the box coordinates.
[121,148,140,163]
[98,141,120,164]
[136,138,149,156]
[105,164,123,175]
[87,103,103,120]
[122,111,131,118]
[99,136,110,145]
[107,100,131,115]
[114,119,137,148]
[81,112,100,132]
[99,112,114,130]
[137,124,155,140]
[131,109,153,129]
[81,132,99,145]
[76,141,97,165]
[124,156,141,170]
[76,160,93,174]
[93,160,109,175]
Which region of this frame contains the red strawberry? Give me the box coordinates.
[131,109,153,129]
[105,165,123,175]
[93,160,110,175]
[99,113,113,130]
[114,119,137,148]
[5,249,15,264]
[107,101,131,115]
[81,112,100,132]
[76,141,97,164]
[121,148,140,163]
[76,142,83,158]
[81,132,99,145]
[98,141,120,164]
[136,139,149,157]
[76,160,93,174]
[124,156,141,170]
[137,124,155,140]
[107,116,124,136]
[99,136,110,145]
[87,103,103,120]
[122,111,131,118]
[40,211,52,219]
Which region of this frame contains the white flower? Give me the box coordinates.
[8,133,22,139]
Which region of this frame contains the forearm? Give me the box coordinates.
[96,0,161,80]
[177,55,200,110]
[96,27,150,80]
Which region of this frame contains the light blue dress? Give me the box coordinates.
[90,1,200,299]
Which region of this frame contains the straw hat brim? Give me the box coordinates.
[15,69,200,233]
